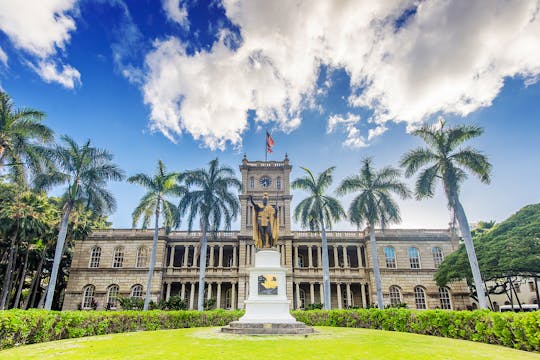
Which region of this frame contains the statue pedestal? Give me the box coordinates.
[222,249,314,334]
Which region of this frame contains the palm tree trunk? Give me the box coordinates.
[13,246,30,308]
[25,248,46,309]
[144,197,161,311]
[44,200,73,310]
[369,225,384,309]
[319,214,331,310]
[0,222,19,310]
[197,221,208,311]
[452,196,488,309]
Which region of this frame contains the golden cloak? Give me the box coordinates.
[253,203,279,248]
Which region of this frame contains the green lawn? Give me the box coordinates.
[1,327,539,360]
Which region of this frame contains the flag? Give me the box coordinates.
[266,131,275,153]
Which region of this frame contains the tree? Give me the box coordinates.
[337,158,410,309]
[36,136,124,310]
[292,166,345,310]
[128,160,184,310]
[400,120,492,309]
[0,91,53,184]
[178,158,240,311]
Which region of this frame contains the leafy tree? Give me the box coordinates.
[400,121,492,308]
[128,160,184,310]
[292,166,345,310]
[36,136,124,310]
[471,220,496,238]
[0,91,53,184]
[178,158,240,311]
[337,158,410,309]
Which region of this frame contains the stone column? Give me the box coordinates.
[295,282,301,309]
[310,283,315,304]
[218,245,223,267]
[319,283,324,304]
[346,283,352,308]
[308,245,313,268]
[333,246,339,268]
[357,246,362,268]
[294,245,299,268]
[360,282,365,308]
[232,283,237,309]
[317,246,322,268]
[232,245,237,267]
[169,246,175,267]
[189,283,195,310]
[193,246,199,268]
[209,245,215,268]
[246,244,251,265]
[207,282,212,300]
[343,246,349,268]
[166,282,171,301]
[252,245,256,264]
[183,245,189,268]
[337,283,342,309]
[180,283,186,300]
[216,283,222,309]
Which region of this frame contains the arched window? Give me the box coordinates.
[89,246,101,268]
[408,247,420,269]
[107,284,120,309]
[82,284,95,309]
[249,176,254,189]
[131,284,143,298]
[384,247,396,268]
[432,247,444,268]
[389,286,402,306]
[136,247,147,268]
[276,177,281,190]
[112,247,124,268]
[439,287,452,309]
[298,289,306,309]
[414,286,427,309]
[225,288,232,309]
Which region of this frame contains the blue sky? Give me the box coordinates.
[0,0,539,230]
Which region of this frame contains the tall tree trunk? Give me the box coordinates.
[319,213,331,310]
[451,195,488,309]
[369,224,384,309]
[197,221,208,311]
[13,246,30,308]
[25,248,46,309]
[144,197,161,311]
[44,200,73,310]
[0,223,19,310]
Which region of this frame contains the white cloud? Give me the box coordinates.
[163,0,189,28]
[0,0,80,88]
[140,0,540,149]
[327,113,367,148]
[0,46,7,67]
[34,60,81,89]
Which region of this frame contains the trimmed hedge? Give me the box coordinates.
[0,309,243,350]
[293,309,540,352]
[1,309,539,352]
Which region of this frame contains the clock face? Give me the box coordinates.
[259,176,272,187]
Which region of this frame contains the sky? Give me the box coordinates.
[0,0,539,230]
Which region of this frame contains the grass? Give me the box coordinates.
[1,327,539,360]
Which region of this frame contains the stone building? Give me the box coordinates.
[63,156,471,311]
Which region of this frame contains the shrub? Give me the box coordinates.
[304,303,323,310]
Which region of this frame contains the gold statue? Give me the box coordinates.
[249,193,279,248]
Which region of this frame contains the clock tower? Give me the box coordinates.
[239,154,292,236]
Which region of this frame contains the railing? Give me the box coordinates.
[90,229,240,239]
[245,161,286,167]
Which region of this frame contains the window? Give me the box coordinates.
[342,288,354,308]
[529,281,535,292]
[384,247,396,268]
[298,289,306,309]
[297,254,305,268]
[276,177,281,190]
[414,286,427,309]
[249,176,254,189]
[226,255,233,267]
[439,287,452,309]
[89,247,101,268]
[131,284,143,298]
[82,285,95,309]
[432,247,444,268]
[136,247,147,268]
[389,286,402,306]
[112,247,124,268]
[409,247,420,269]
[107,285,120,309]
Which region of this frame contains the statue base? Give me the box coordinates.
[221,249,314,335]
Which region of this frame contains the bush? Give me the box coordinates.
[0,309,243,350]
[304,303,323,310]
[292,309,540,352]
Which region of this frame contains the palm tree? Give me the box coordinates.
[337,158,410,309]
[400,120,491,309]
[128,160,184,310]
[36,135,124,310]
[178,158,240,311]
[292,167,345,310]
[0,91,53,184]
